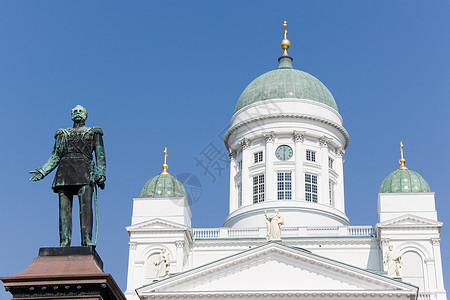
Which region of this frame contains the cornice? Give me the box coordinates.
[142,290,416,299]
[225,114,349,150]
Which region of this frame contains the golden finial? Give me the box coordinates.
[280,21,291,56]
[160,147,170,175]
[398,141,408,170]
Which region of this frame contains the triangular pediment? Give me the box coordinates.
[126,218,189,232]
[137,242,417,298]
[377,214,442,228]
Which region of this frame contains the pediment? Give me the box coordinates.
[126,218,189,232]
[137,242,417,298]
[377,214,442,228]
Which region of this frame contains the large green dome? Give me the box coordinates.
[234,56,338,113]
[139,173,188,198]
[379,168,431,193]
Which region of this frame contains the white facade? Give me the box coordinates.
[125,52,447,300]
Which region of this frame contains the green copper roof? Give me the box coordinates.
[139,173,188,198]
[235,56,338,113]
[379,168,431,193]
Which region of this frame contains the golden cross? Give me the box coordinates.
[164,147,168,165]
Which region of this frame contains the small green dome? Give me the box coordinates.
[379,168,431,193]
[235,56,338,113]
[139,173,188,198]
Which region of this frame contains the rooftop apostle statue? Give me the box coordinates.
[29,105,106,247]
[265,209,284,241]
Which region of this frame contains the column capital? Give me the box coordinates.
[380,238,390,246]
[336,147,345,157]
[431,238,441,246]
[175,240,185,248]
[239,138,251,150]
[293,130,306,142]
[263,132,275,143]
[319,136,332,148]
[129,241,138,250]
[228,151,237,159]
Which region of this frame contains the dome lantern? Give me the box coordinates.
[379,142,431,193]
[139,148,188,198]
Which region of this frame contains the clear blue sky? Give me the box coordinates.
[0,1,449,298]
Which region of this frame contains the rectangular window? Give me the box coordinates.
[277,172,292,200]
[305,173,318,203]
[306,150,316,162]
[238,160,242,171]
[238,184,242,207]
[253,174,265,203]
[254,151,263,163]
[329,180,335,206]
[328,157,334,169]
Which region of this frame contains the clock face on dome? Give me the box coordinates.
[275,145,293,161]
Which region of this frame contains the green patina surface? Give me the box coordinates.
[139,173,188,198]
[235,56,338,113]
[379,168,431,193]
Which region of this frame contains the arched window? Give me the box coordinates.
[401,251,425,290]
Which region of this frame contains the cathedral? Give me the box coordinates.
[124,23,446,300]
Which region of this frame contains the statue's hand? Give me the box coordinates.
[29,170,44,181]
[95,175,106,190]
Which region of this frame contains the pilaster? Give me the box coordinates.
[264,132,275,202]
[335,147,345,213]
[319,136,331,205]
[228,151,237,214]
[293,131,305,201]
[175,241,185,273]
[240,138,252,206]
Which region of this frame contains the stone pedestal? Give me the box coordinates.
[1,246,126,300]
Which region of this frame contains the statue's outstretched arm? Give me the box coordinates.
[29,130,64,181]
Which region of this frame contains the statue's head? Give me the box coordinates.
[71,105,88,123]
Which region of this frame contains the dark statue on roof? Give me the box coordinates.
[29,105,106,247]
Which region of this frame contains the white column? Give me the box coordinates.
[264,132,275,202]
[335,147,345,213]
[175,241,185,273]
[431,238,447,299]
[125,241,137,294]
[228,151,237,214]
[293,131,305,201]
[319,136,331,205]
[240,138,252,206]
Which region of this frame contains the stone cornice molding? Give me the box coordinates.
[192,237,377,247]
[141,291,416,299]
[263,131,275,143]
[293,130,306,142]
[376,215,443,230]
[224,114,349,150]
[239,138,251,150]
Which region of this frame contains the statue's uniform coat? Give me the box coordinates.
[37,126,106,189]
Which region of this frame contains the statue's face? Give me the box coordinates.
[71,105,88,122]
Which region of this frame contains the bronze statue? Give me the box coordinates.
[29,105,106,247]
